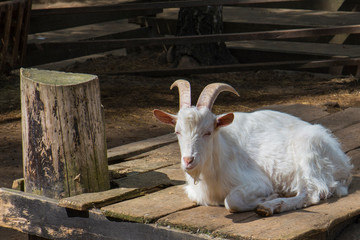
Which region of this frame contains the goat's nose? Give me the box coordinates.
[183,156,194,166]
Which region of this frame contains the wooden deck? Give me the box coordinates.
[0,104,359,239]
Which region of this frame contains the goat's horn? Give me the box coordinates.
[170,79,191,109]
[196,83,239,110]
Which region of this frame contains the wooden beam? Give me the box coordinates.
[102,185,196,224]
[26,27,151,66]
[0,188,204,240]
[101,57,360,77]
[227,41,360,58]
[28,20,140,44]
[58,164,185,211]
[31,0,301,15]
[28,24,360,53]
[107,133,177,163]
[30,8,161,34]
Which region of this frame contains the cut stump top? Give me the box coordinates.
[21,68,97,86]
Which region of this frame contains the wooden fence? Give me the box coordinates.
[2,0,360,75]
[0,0,31,74]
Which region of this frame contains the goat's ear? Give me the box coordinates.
[216,113,234,129]
[153,109,177,126]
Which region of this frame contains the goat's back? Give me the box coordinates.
[223,110,352,198]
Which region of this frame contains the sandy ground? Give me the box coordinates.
[0,48,359,239]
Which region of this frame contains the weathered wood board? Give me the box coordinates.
[223,7,360,28]
[156,7,360,29]
[30,7,161,34]
[348,149,360,176]
[109,142,180,178]
[59,164,185,211]
[261,104,329,122]
[28,19,139,44]
[0,188,206,240]
[107,133,177,163]
[158,177,360,239]
[102,185,196,223]
[227,40,360,58]
[313,107,360,132]
[333,123,360,153]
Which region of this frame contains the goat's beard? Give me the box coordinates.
[184,166,202,185]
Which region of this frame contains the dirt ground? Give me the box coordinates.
[0,48,360,239]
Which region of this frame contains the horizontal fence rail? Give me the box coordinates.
[30,24,360,50]
[31,0,301,15]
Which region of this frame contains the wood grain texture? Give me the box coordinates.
[0,188,205,240]
[20,68,109,199]
[102,185,196,223]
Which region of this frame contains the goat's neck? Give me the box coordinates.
[200,132,230,184]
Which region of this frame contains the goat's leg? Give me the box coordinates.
[224,185,276,213]
[255,192,308,217]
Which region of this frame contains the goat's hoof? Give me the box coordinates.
[255,205,273,217]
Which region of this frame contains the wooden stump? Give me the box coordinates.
[20,68,110,199]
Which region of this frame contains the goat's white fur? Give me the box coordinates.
[154,81,352,216]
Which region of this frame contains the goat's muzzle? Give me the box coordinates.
[183,156,195,170]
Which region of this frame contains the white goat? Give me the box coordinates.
[153,80,352,216]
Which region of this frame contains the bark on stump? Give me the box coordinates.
[20,68,110,199]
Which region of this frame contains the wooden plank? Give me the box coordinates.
[348,149,360,176]
[113,164,185,188]
[156,164,185,185]
[108,142,180,178]
[30,8,161,34]
[227,41,360,58]
[0,188,205,240]
[157,206,257,235]
[102,185,196,223]
[29,24,360,50]
[223,7,360,28]
[313,107,360,132]
[29,1,300,33]
[59,164,184,210]
[100,57,360,77]
[107,133,177,163]
[158,177,360,239]
[31,0,301,15]
[25,26,152,66]
[58,187,140,211]
[28,20,140,44]
[261,104,329,122]
[33,49,126,71]
[333,123,360,153]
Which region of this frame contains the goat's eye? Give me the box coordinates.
[204,132,212,136]
[175,131,181,135]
